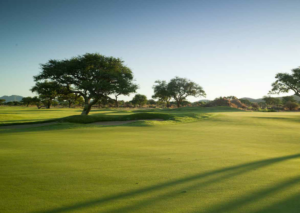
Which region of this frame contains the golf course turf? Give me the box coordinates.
[0,107,300,213]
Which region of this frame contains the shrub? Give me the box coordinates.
[284,102,299,111]
[252,103,260,110]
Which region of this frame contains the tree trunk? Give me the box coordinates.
[81,98,98,115]
[68,101,72,108]
[81,103,92,115]
[115,96,119,108]
[47,101,51,109]
[81,99,91,115]
[166,101,170,108]
[176,99,180,108]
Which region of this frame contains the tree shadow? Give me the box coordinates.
[252,192,300,213]
[31,153,300,213]
[192,176,300,213]
[253,116,300,123]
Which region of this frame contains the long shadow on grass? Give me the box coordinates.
[32,153,300,213]
[190,175,300,213]
[253,116,300,124]
[252,192,300,213]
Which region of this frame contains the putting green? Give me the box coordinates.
[0,107,300,213]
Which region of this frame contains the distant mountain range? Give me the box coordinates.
[198,95,300,103]
[240,95,300,103]
[0,95,23,102]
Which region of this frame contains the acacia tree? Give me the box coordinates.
[270,67,300,97]
[34,53,136,115]
[31,81,60,109]
[131,94,147,107]
[21,97,33,107]
[0,99,5,105]
[167,77,206,107]
[113,77,138,107]
[152,80,172,107]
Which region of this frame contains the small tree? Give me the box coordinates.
[31,81,60,109]
[131,94,147,107]
[147,99,156,105]
[270,67,300,97]
[284,102,299,111]
[21,97,33,107]
[32,97,43,109]
[262,96,280,107]
[167,77,206,107]
[282,96,296,105]
[252,103,260,110]
[113,78,138,107]
[152,80,172,107]
[0,99,5,105]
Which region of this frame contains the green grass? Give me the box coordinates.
[0,107,300,213]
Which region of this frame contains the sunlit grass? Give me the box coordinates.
[0,107,300,213]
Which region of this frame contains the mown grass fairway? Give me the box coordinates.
[0,107,300,213]
[0,107,101,125]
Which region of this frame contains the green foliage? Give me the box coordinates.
[21,97,33,107]
[96,96,115,108]
[282,96,296,104]
[252,103,260,110]
[262,96,281,107]
[34,53,136,115]
[113,75,138,107]
[131,94,147,107]
[284,101,299,111]
[239,99,252,106]
[152,80,172,107]
[31,96,43,109]
[31,81,60,109]
[167,77,206,107]
[0,99,6,105]
[58,93,82,108]
[270,67,300,97]
[147,99,156,105]
[153,77,206,108]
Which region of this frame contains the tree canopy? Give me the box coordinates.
[131,94,147,107]
[34,53,136,115]
[152,80,172,107]
[167,77,206,107]
[21,97,33,107]
[113,77,138,107]
[270,67,300,97]
[282,96,296,104]
[152,77,206,108]
[31,81,60,109]
[262,96,281,106]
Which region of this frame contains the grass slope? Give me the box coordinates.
[0,107,300,213]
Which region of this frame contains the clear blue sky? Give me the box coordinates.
[1,0,300,101]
